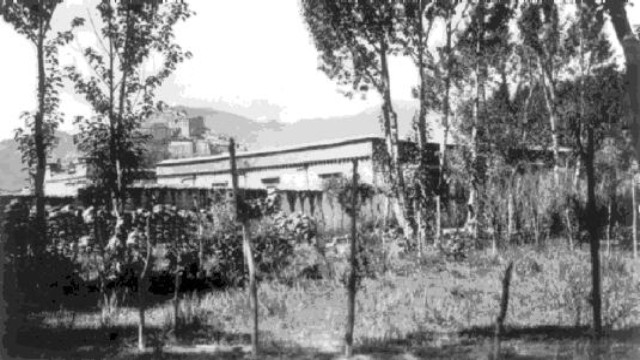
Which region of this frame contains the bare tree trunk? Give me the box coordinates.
[345,159,359,358]
[607,201,612,256]
[585,126,603,338]
[605,0,640,164]
[539,60,561,186]
[633,167,638,259]
[137,277,146,351]
[242,222,258,355]
[416,200,424,257]
[34,16,47,256]
[507,188,514,241]
[466,0,484,245]
[495,261,514,337]
[435,195,442,247]
[137,214,153,351]
[435,8,453,248]
[379,42,415,238]
[493,261,514,360]
[415,6,435,249]
[229,138,258,356]
[416,0,430,156]
[173,269,181,334]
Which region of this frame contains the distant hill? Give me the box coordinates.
[0,101,450,191]
[171,106,285,148]
[0,131,78,192]
[173,101,445,150]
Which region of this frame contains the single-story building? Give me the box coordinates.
[154,135,434,191]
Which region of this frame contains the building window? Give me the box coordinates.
[319,172,342,180]
[212,181,228,189]
[261,177,280,185]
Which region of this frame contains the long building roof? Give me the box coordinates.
[157,134,387,167]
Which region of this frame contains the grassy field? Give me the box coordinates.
[6,244,640,359]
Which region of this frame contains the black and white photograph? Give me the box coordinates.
[1,0,640,358]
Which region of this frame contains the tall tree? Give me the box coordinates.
[228,138,259,356]
[457,0,513,242]
[518,1,571,186]
[600,1,640,164]
[562,2,616,337]
[301,0,416,237]
[395,0,439,252]
[432,2,468,245]
[1,0,82,254]
[561,67,624,339]
[67,0,193,350]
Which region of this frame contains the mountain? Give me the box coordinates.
[174,101,442,150]
[0,132,78,193]
[172,106,285,147]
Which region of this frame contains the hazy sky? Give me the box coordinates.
[0,1,638,141]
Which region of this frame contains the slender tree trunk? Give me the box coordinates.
[435,8,453,248]
[605,0,640,164]
[507,191,514,241]
[607,200,612,256]
[493,261,514,360]
[585,126,603,338]
[34,15,47,256]
[435,195,442,247]
[115,5,133,213]
[379,42,415,238]
[173,268,181,334]
[495,261,514,337]
[229,138,259,356]
[103,1,126,234]
[467,68,479,241]
[466,1,484,244]
[137,214,153,351]
[539,60,561,186]
[415,5,432,257]
[632,167,638,259]
[242,222,258,355]
[345,159,358,358]
[137,277,146,351]
[416,9,429,156]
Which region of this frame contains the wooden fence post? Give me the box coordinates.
[345,159,359,357]
[229,138,259,356]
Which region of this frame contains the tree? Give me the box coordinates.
[518,1,570,186]
[560,2,620,337]
[561,66,625,337]
[66,0,193,350]
[301,0,416,237]
[599,1,640,164]
[395,0,439,252]
[344,160,359,357]
[229,138,259,356]
[456,0,513,243]
[1,0,83,255]
[431,2,468,246]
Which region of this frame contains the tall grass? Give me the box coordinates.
[48,244,640,352]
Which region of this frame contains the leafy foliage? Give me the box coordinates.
[67,1,193,212]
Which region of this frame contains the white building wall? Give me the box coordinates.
[44,163,90,197]
[156,138,377,190]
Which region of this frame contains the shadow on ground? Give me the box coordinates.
[355,325,640,360]
[3,319,336,360]
[4,322,640,359]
